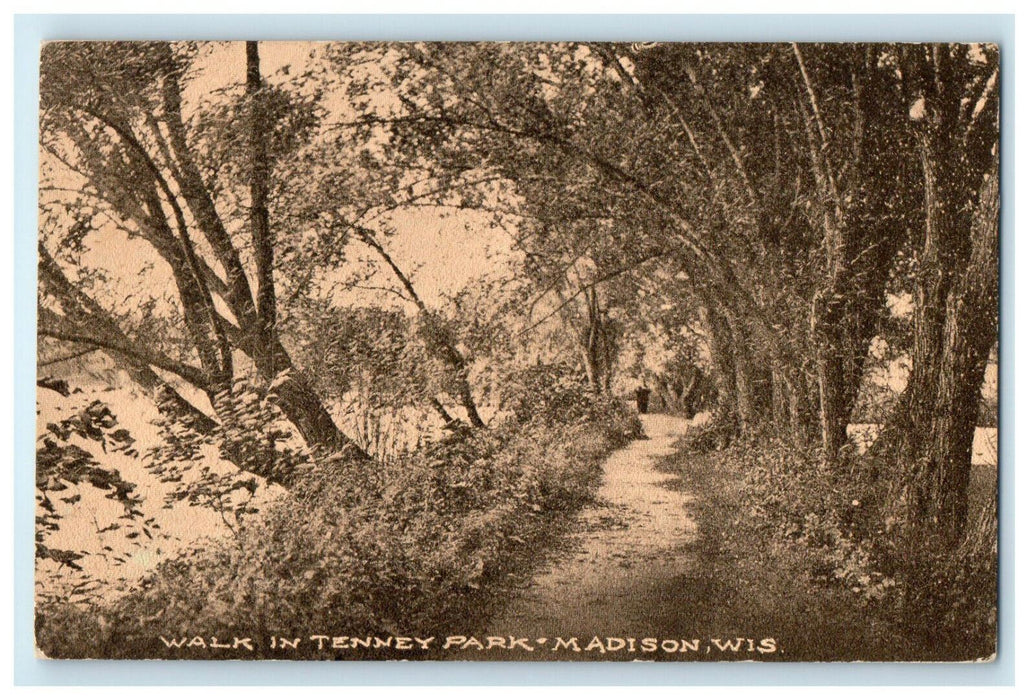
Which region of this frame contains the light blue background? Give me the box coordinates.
[13,13,1015,686]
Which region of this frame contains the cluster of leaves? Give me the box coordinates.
[35,382,174,609]
[146,377,306,531]
[36,366,643,658]
[36,383,147,573]
[700,427,996,659]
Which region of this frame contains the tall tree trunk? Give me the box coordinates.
[246,41,277,376]
[571,286,617,396]
[812,288,858,461]
[42,41,364,461]
[724,307,774,432]
[701,300,742,439]
[811,218,906,462]
[770,364,814,445]
[875,164,998,545]
[874,43,1001,544]
[801,44,917,463]
[578,343,601,394]
[240,41,365,455]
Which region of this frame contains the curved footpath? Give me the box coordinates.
[446,411,931,662]
[450,413,703,661]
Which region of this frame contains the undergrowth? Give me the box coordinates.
[676,424,997,661]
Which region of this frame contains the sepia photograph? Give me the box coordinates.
[33,39,1000,662]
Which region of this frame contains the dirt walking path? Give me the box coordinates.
[445,412,930,662]
[453,413,700,660]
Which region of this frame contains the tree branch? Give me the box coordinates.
[76,104,234,381]
[38,307,212,390]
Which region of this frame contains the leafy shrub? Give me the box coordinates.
[682,416,735,452]
[499,362,645,443]
[730,437,893,601]
[719,433,997,659]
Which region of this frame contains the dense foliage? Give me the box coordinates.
[685,425,998,660]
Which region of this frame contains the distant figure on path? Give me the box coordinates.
[635,386,651,414]
[683,392,696,419]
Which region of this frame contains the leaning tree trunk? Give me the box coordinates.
[355,228,485,429]
[413,314,485,428]
[38,246,221,432]
[266,362,370,460]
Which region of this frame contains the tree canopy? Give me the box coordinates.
[37,41,999,606]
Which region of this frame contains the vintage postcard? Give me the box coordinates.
[35,40,999,661]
